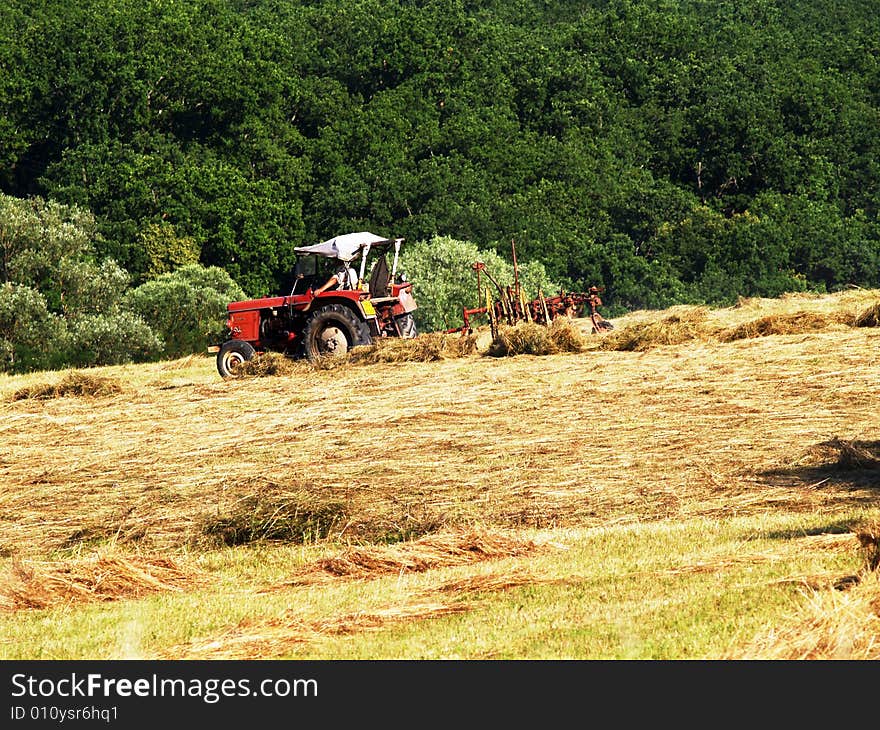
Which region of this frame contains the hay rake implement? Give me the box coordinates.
[447,241,599,338]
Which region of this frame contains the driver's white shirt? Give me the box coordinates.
[335,267,358,290]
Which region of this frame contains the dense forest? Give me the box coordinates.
[1,0,879,370]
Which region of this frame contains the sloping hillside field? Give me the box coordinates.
[1,290,879,659]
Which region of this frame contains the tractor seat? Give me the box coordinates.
[370,296,399,306]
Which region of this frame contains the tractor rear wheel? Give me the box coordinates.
[301,303,371,362]
[217,340,256,378]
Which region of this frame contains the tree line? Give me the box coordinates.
[0,192,555,372]
[1,0,878,371]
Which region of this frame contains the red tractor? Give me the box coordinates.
[211,232,418,377]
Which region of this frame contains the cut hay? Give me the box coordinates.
[305,354,351,370]
[169,564,559,659]
[488,322,555,357]
[431,569,550,595]
[158,355,202,370]
[232,351,297,378]
[160,601,473,660]
[196,487,446,548]
[854,521,880,571]
[717,311,831,342]
[0,554,193,611]
[820,437,880,471]
[230,332,479,373]
[348,331,477,363]
[10,371,122,401]
[725,569,880,660]
[197,492,348,547]
[289,528,544,583]
[724,522,880,659]
[598,306,711,351]
[487,318,585,357]
[546,317,588,352]
[853,301,880,328]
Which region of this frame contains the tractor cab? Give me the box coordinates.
[291,231,406,296]
[290,231,418,339]
[290,252,351,296]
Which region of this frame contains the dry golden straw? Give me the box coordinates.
[285,528,543,584]
[10,371,122,401]
[0,554,193,611]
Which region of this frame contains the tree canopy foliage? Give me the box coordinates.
[2,0,879,310]
[0,193,242,373]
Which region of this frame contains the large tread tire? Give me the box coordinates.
[395,313,418,338]
[301,303,371,362]
[217,340,256,378]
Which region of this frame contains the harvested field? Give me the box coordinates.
[7,300,877,557]
[1,288,879,659]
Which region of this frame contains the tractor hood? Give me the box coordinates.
[293,232,394,262]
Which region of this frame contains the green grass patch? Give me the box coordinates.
[0,509,871,660]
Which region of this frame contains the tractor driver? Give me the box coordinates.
[313,262,358,296]
[588,285,614,333]
[587,286,603,315]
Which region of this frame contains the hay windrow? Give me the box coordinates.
[232,351,298,378]
[0,554,194,611]
[819,438,880,471]
[196,492,349,547]
[431,569,554,595]
[717,311,832,342]
[487,318,585,357]
[545,317,588,352]
[853,301,880,328]
[195,486,447,548]
[10,371,123,401]
[854,521,880,571]
[158,355,202,371]
[349,331,477,363]
[724,570,880,659]
[230,332,478,375]
[488,322,554,357]
[598,306,711,351]
[159,601,473,660]
[287,528,545,583]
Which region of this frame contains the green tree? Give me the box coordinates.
[123,264,245,358]
[65,311,163,368]
[0,193,162,372]
[404,235,559,332]
[137,220,201,282]
[4,0,880,309]
[0,283,65,373]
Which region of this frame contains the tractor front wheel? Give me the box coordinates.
[217,340,256,378]
[301,304,371,362]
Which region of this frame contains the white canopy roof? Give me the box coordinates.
[293,232,391,262]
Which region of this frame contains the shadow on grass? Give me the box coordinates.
[759,438,880,491]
